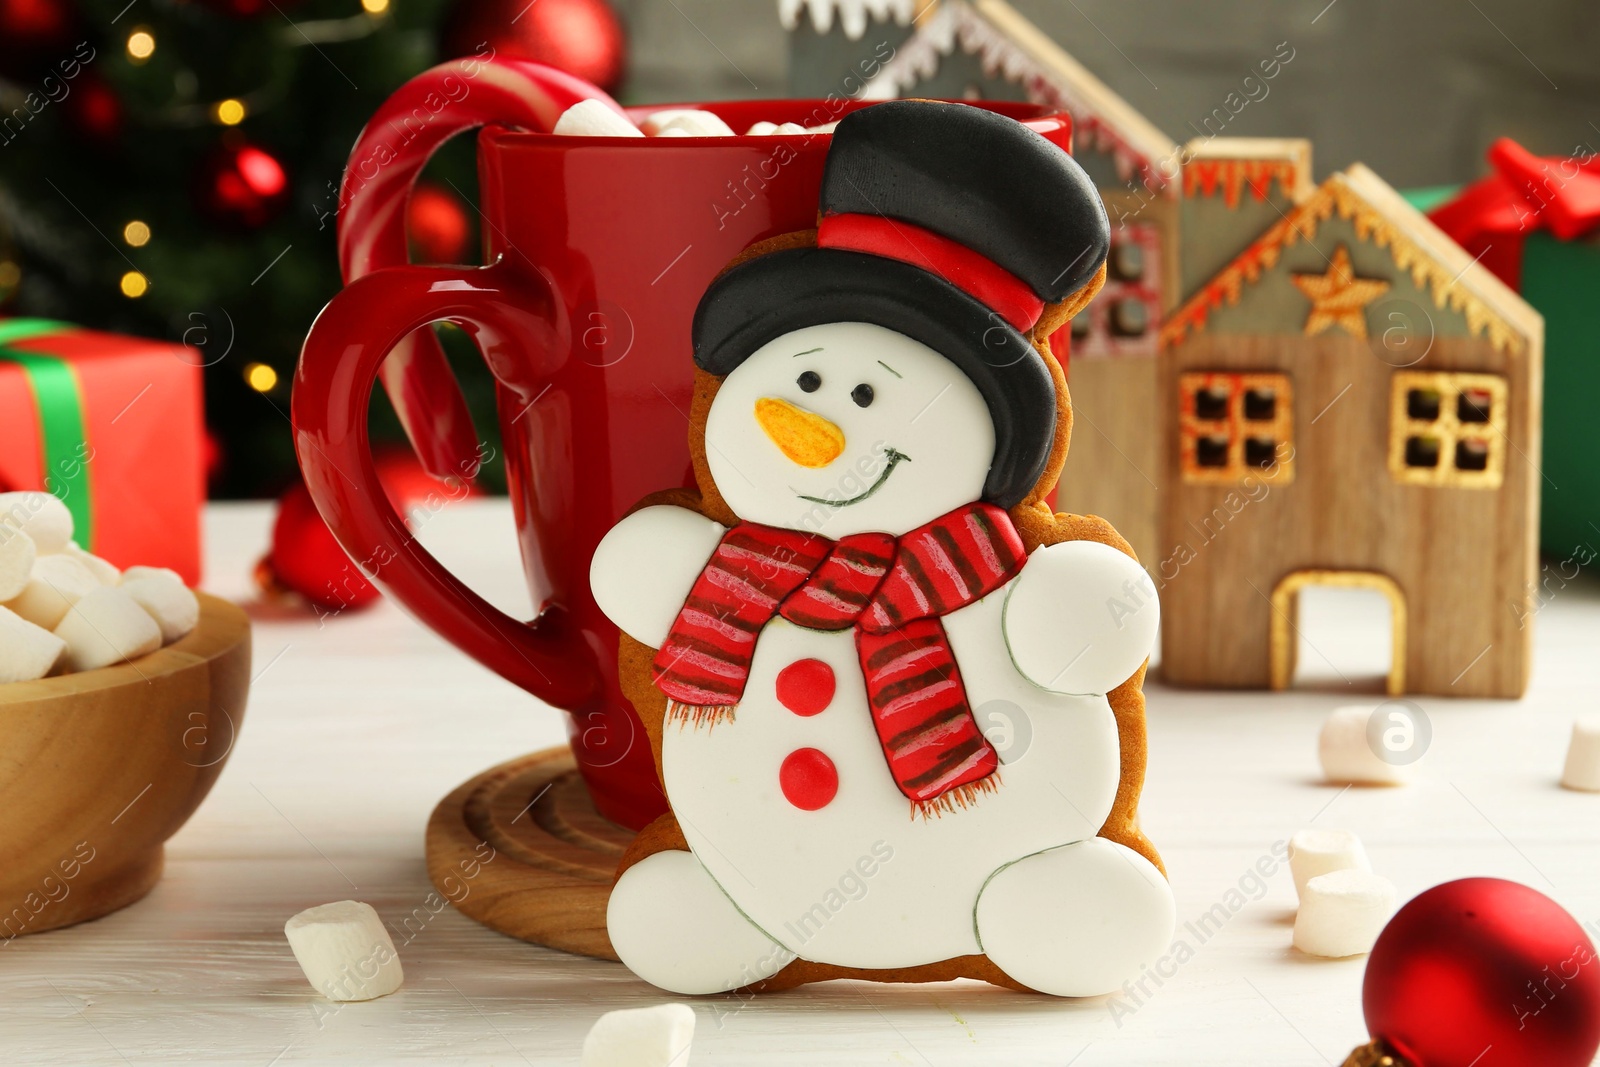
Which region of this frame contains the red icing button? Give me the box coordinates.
[775,658,835,717]
[779,748,838,811]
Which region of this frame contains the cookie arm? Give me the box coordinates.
[590,505,727,649]
[1002,540,1160,696]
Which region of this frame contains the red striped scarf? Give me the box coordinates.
[652,503,1026,811]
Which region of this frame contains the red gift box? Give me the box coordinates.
[0,319,204,584]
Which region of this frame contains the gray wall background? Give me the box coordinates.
[608,0,1600,187]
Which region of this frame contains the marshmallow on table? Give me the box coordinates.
[120,569,200,644]
[1319,705,1414,785]
[63,541,120,585]
[0,605,66,683]
[53,586,162,672]
[1561,718,1600,792]
[1293,869,1397,958]
[582,1004,696,1067]
[0,491,73,555]
[0,526,36,602]
[641,108,734,137]
[1288,828,1371,900]
[6,554,99,630]
[284,901,404,1002]
[553,99,642,138]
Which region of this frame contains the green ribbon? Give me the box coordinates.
[0,318,95,549]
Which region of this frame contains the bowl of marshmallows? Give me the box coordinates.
[0,491,251,938]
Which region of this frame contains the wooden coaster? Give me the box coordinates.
[425,746,630,959]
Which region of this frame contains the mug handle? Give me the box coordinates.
[336,55,625,482]
[293,257,597,711]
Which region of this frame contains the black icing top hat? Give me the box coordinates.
[692,99,1111,510]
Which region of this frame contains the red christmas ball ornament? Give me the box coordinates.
[406,183,473,264]
[194,137,289,231]
[0,0,80,80]
[1346,878,1600,1067]
[260,480,381,613]
[441,0,627,92]
[61,69,124,149]
[259,454,479,613]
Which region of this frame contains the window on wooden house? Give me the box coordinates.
[1178,372,1295,484]
[1071,223,1163,358]
[1388,372,1507,489]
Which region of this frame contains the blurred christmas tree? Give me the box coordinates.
[0,0,626,497]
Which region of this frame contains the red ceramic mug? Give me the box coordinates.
[294,58,1074,830]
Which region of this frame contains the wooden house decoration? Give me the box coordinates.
[819,0,1182,560]
[780,0,921,100]
[1159,164,1542,699]
[785,1,1545,698]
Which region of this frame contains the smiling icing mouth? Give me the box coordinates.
[796,448,911,507]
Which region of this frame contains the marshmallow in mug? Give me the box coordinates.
[640,108,735,137]
[551,101,831,142]
[745,121,808,135]
[552,99,643,138]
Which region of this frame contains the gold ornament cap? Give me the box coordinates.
[1342,1039,1407,1067]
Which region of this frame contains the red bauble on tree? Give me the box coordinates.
[0,0,80,80]
[194,136,289,231]
[441,0,627,92]
[407,182,473,264]
[1346,878,1600,1067]
[60,69,124,149]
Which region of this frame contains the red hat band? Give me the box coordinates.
[816,213,1045,332]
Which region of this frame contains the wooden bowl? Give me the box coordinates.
[0,593,250,938]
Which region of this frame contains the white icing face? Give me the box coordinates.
[704,322,996,538]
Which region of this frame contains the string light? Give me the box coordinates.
[215,99,246,126]
[244,363,279,393]
[126,29,156,62]
[123,220,151,247]
[361,0,390,13]
[120,271,149,298]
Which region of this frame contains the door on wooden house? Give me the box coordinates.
[1269,570,1406,696]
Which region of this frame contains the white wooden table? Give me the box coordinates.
[4,500,1597,1066]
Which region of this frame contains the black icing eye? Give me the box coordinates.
[851,383,874,408]
[797,371,821,393]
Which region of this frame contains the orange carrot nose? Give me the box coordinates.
[754,397,845,468]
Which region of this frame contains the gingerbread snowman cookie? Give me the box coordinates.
[590,100,1173,997]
